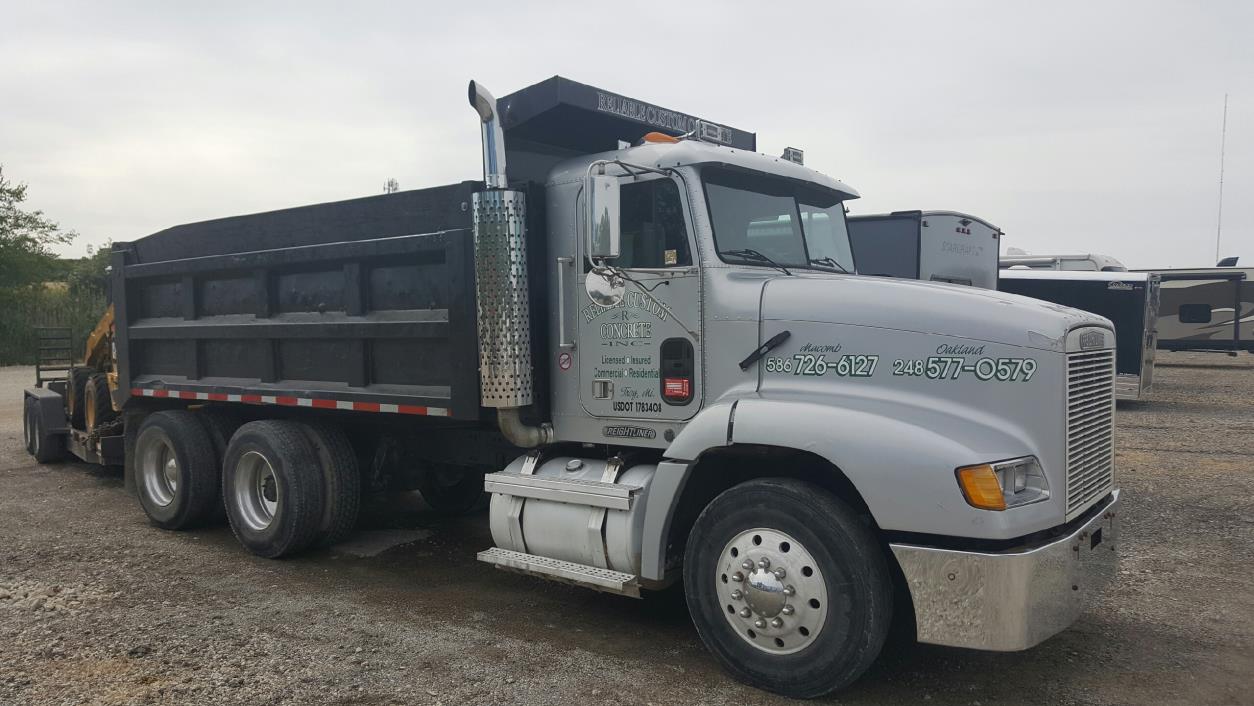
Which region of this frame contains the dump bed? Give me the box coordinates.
[110,182,486,420]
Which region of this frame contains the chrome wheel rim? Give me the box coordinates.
[139,430,179,507]
[235,451,279,531]
[716,527,828,655]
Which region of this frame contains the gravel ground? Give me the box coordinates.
[2,352,1252,705]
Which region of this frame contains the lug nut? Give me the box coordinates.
[731,572,744,583]
[781,604,795,616]
[754,618,767,629]
[772,567,786,580]
[741,559,754,571]
[758,557,771,570]
[771,617,784,628]
[739,608,752,618]
[730,589,743,600]
[783,585,796,597]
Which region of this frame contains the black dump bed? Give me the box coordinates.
[111,182,485,420]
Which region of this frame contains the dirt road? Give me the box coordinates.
[2,353,1252,705]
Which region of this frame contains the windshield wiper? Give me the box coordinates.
[808,256,851,273]
[720,248,792,275]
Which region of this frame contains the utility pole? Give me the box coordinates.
[1214,94,1228,265]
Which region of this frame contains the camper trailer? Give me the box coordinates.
[1136,267,1252,353]
[1001,253,1127,272]
[848,210,1001,288]
[1000,270,1161,399]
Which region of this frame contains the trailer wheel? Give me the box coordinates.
[417,464,486,515]
[23,396,37,456]
[297,422,361,547]
[223,421,324,558]
[134,411,220,529]
[683,478,892,699]
[26,396,65,464]
[83,373,116,434]
[67,368,91,429]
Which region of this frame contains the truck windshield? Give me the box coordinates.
[703,167,854,273]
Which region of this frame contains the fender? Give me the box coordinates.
[24,387,67,437]
[651,392,1068,559]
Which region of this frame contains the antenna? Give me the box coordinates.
[1214,93,1228,264]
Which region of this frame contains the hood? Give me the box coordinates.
[760,275,1110,352]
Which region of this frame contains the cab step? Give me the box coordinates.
[477,547,640,597]
[483,472,641,510]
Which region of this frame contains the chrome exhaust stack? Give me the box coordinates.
[468,80,552,448]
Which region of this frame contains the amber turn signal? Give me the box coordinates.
[641,131,680,144]
[956,464,1007,511]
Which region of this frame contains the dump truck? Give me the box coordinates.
[21,76,1121,698]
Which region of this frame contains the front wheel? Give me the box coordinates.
[683,478,893,699]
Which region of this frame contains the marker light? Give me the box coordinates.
[642,132,680,144]
[956,464,1007,511]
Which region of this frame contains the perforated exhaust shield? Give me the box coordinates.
[473,189,534,408]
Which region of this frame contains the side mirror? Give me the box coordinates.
[586,175,620,260]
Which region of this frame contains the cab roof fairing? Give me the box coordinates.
[544,140,861,203]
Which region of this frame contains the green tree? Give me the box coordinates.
[0,164,76,289]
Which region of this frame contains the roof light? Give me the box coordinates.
[781,147,804,165]
[641,132,680,144]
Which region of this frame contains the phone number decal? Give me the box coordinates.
[764,354,879,377]
[892,356,1037,382]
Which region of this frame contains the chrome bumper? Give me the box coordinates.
[889,489,1120,651]
[1114,374,1143,400]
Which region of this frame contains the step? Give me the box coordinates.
[477,547,640,597]
[483,473,641,510]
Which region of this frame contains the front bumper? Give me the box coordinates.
[889,489,1120,651]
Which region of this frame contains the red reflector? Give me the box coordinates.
[663,378,691,399]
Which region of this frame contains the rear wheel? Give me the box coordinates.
[683,478,893,699]
[197,410,243,524]
[297,422,361,547]
[223,421,324,558]
[417,463,486,515]
[83,373,116,434]
[134,411,220,529]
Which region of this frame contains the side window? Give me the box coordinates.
[1179,304,1212,324]
[616,179,691,269]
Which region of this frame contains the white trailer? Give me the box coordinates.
[848,210,1001,288]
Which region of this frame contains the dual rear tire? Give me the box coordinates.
[133,412,361,557]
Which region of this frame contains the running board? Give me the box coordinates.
[483,473,641,510]
[477,547,640,598]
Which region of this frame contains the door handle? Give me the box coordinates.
[557,256,575,350]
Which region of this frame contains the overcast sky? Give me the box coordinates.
[2,1,1250,268]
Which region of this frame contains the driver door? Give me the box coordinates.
[577,175,702,422]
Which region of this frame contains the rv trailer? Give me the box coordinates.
[847,210,1001,288]
[999,270,1161,400]
[1134,267,1252,353]
[1001,253,1128,272]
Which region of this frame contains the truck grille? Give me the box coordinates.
[1066,349,1115,519]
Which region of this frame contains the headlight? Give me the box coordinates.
[956,456,1050,511]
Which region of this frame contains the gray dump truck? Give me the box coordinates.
[21,76,1121,698]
